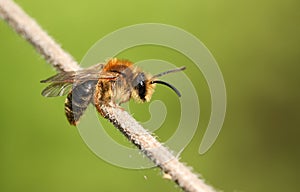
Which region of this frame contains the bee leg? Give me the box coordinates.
[116,105,125,112]
[115,99,130,112]
[93,98,118,118]
[94,80,112,117]
[94,80,129,117]
[118,93,131,106]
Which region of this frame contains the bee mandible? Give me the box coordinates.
[41,58,185,125]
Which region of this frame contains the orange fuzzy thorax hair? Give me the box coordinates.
[103,58,134,72]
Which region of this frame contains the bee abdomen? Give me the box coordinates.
[65,99,74,125]
[65,81,96,125]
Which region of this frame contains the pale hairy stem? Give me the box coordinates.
[0,0,217,192]
[0,0,80,72]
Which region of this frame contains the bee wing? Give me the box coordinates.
[41,83,73,97]
[40,71,76,83]
[41,63,118,97]
[40,63,114,83]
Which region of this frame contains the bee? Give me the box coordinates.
[41,58,185,125]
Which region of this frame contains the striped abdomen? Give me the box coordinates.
[65,81,97,125]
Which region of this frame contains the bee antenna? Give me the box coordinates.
[151,80,182,97]
[152,66,186,79]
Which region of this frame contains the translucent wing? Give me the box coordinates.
[41,83,73,97]
[41,63,116,83]
[41,63,118,97]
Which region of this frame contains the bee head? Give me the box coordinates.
[132,72,155,102]
[131,66,186,103]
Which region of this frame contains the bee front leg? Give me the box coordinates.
[118,93,131,106]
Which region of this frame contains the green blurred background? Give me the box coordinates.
[1,0,299,191]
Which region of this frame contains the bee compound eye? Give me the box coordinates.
[137,81,146,101]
